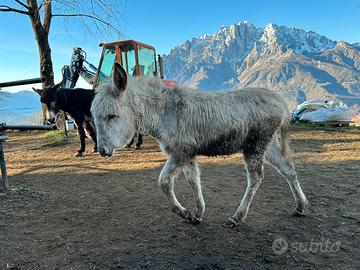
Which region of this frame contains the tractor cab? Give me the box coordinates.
[94,40,163,88]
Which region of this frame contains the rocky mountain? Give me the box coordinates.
[163,21,360,108]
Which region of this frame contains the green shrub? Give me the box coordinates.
[42,130,67,147]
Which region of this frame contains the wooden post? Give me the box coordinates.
[63,112,68,141]
[54,111,68,140]
[0,135,9,191]
[0,124,59,191]
[0,124,56,131]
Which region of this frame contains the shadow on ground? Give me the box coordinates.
[0,128,359,269]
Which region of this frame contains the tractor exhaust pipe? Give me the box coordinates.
[157,55,164,79]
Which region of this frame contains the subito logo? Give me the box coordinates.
[272,237,288,255]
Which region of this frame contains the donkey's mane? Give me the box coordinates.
[97,75,213,100]
[55,88,69,106]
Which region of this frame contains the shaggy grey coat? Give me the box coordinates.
[91,63,307,227]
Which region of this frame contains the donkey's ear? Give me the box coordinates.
[112,62,127,95]
[32,87,43,96]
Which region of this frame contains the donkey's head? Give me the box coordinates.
[33,83,61,123]
[91,63,137,157]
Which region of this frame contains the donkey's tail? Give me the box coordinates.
[279,119,291,158]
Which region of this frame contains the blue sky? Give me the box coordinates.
[0,0,360,92]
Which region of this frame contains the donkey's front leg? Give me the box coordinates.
[75,121,86,157]
[159,157,197,224]
[182,158,205,224]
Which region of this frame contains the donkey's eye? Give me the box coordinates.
[107,115,116,121]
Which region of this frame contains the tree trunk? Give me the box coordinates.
[37,34,54,124]
[38,34,54,88]
[28,0,54,124]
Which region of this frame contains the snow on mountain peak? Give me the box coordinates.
[163,20,360,106]
[259,23,336,53]
[165,21,339,70]
[261,23,278,45]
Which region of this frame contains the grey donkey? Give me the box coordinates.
[91,63,307,227]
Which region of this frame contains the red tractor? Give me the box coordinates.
[59,39,174,150]
[61,39,175,89]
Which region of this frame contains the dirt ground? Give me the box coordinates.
[0,126,359,270]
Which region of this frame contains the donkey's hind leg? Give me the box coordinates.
[159,157,197,224]
[182,158,205,224]
[135,133,143,150]
[265,141,307,216]
[85,121,97,153]
[224,153,265,228]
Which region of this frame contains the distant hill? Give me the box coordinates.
[163,21,360,108]
[0,90,42,124]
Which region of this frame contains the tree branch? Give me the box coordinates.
[0,4,30,15]
[52,13,121,34]
[26,0,46,38]
[43,0,52,33]
[14,0,30,10]
[37,0,46,11]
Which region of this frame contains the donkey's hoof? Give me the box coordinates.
[292,209,306,217]
[182,210,202,225]
[222,217,238,228]
[188,214,202,225]
[75,152,83,157]
[135,145,141,150]
[186,216,202,225]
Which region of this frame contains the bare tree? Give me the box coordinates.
[0,0,124,122]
